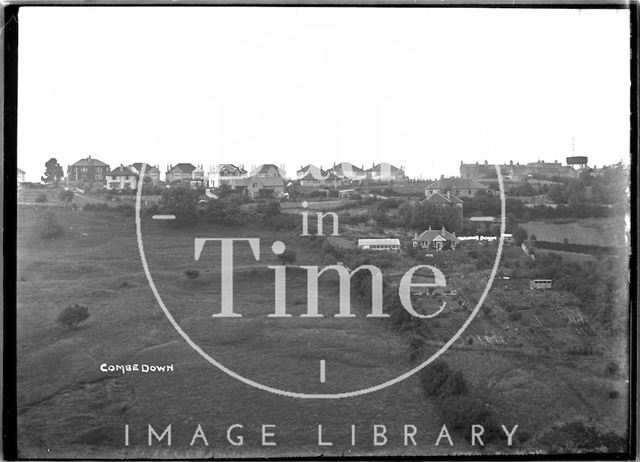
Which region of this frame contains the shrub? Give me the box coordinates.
[609,390,619,399]
[508,311,522,321]
[419,360,453,396]
[440,395,498,438]
[35,193,47,203]
[40,211,64,239]
[83,202,111,212]
[57,189,74,202]
[440,370,469,398]
[158,187,198,227]
[57,304,90,329]
[605,360,619,376]
[185,269,200,280]
[277,249,297,265]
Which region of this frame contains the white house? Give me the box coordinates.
[207,164,248,188]
[413,226,460,251]
[357,238,401,252]
[106,166,139,190]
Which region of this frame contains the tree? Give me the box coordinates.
[512,227,528,245]
[41,211,63,239]
[277,249,296,265]
[57,304,90,329]
[42,158,64,184]
[158,187,198,227]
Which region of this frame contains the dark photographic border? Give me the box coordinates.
[2,2,637,460]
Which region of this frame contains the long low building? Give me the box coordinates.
[357,238,401,252]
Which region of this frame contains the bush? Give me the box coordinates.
[57,304,90,329]
[609,390,619,399]
[185,269,200,280]
[113,204,135,217]
[419,360,453,396]
[440,395,498,438]
[40,211,64,239]
[440,370,469,398]
[508,311,522,321]
[158,187,198,227]
[277,249,297,265]
[35,193,47,203]
[57,189,75,202]
[83,202,111,212]
[605,360,619,376]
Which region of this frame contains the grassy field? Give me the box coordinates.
[521,218,626,248]
[16,205,629,458]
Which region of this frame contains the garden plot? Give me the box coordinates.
[552,304,596,337]
[473,332,507,347]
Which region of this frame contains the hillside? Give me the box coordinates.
[16,204,629,458]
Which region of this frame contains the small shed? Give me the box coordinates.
[357,238,401,252]
[530,279,552,290]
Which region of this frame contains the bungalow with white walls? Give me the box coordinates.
[413,226,459,251]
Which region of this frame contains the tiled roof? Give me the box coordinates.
[132,163,160,173]
[414,227,459,243]
[218,164,247,175]
[170,163,197,173]
[253,164,284,177]
[298,164,326,180]
[70,157,109,168]
[108,166,137,176]
[329,162,365,177]
[425,178,489,190]
[425,192,464,204]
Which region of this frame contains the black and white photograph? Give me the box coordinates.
[5,3,636,459]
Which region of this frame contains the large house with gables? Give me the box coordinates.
[68,156,110,183]
[166,163,197,183]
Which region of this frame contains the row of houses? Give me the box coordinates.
[297,162,407,185]
[460,159,579,181]
[60,157,288,198]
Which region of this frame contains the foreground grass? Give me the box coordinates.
[16,206,629,457]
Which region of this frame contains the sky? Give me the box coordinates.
[17,7,630,182]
